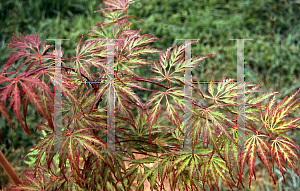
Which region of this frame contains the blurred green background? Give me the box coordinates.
[0,0,300,190]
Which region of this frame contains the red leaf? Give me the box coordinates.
[9,83,30,134]
[0,101,14,130]
[19,81,54,131]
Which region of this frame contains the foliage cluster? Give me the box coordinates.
[1,0,300,190]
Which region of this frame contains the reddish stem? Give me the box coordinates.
[133,78,170,89]
[0,151,23,186]
[257,123,266,132]
[174,138,180,153]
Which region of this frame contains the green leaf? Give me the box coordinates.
[172,154,191,168]
[131,156,156,163]
[249,92,275,105]
[150,167,159,190]
[208,80,214,97]
[123,164,138,180]
[166,100,181,126]
[146,101,162,126]
[138,164,157,189]
[76,138,106,162]
[175,157,191,180]
[127,168,138,190]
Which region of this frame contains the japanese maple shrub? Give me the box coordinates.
[1,0,300,190]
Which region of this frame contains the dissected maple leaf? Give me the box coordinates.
[4,32,54,73]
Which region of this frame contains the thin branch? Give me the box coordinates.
[55,180,67,191]
[133,78,170,89]
[117,139,175,150]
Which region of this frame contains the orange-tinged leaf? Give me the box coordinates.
[239,135,255,187]
[240,134,277,188]
[256,136,274,182]
[270,138,300,180]
[247,140,256,188]
[279,88,300,109]
[274,118,300,133]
